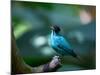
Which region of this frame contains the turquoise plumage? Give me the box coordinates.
[50,25,77,58]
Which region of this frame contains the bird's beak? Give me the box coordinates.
[50,26,54,30]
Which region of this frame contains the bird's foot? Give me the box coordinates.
[52,55,60,59]
[43,55,62,72]
[49,55,62,69]
[52,55,62,65]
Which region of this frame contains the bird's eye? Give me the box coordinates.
[53,25,60,32]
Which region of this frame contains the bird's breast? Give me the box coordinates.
[50,36,56,48]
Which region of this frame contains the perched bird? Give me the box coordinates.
[49,25,78,59]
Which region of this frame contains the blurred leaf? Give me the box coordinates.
[14,23,31,39]
[12,1,53,10]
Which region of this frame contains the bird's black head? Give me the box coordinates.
[51,25,61,33]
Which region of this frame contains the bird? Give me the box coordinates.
[49,25,79,59]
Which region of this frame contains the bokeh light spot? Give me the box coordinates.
[41,47,54,56]
[31,36,47,47]
[79,10,92,25]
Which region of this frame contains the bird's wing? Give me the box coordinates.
[56,36,77,57]
[56,36,71,49]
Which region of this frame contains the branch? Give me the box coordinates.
[11,29,61,74]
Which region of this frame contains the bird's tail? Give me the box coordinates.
[75,55,81,61]
[71,51,82,62]
[75,55,85,64]
[70,50,81,61]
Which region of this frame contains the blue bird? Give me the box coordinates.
[49,25,78,59]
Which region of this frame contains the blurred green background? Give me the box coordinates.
[11,1,96,72]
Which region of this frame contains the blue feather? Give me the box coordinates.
[50,30,77,57]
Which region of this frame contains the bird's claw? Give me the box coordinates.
[53,55,59,59]
[53,56,61,65]
[49,55,62,69]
